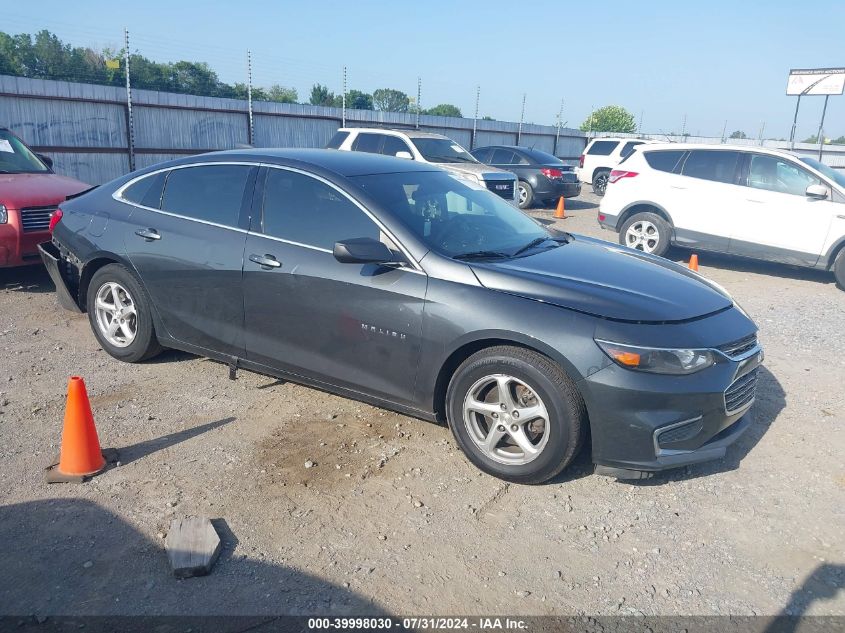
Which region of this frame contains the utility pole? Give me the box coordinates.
[587,106,594,136]
[721,120,728,143]
[246,50,254,146]
[681,113,687,137]
[517,93,526,145]
[817,94,830,160]
[416,77,421,129]
[758,121,766,145]
[638,109,643,135]
[124,28,135,171]
[471,85,480,149]
[554,98,564,156]
[342,65,347,127]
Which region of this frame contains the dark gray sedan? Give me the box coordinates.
[40,149,762,483]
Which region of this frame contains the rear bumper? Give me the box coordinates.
[533,177,581,200]
[37,241,82,312]
[0,218,49,267]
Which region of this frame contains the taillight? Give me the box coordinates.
[578,154,585,168]
[608,170,638,184]
[49,208,63,232]
[540,168,563,179]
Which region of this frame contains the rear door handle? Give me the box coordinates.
[249,253,282,269]
[670,185,687,190]
[134,228,161,241]
[746,199,765,204]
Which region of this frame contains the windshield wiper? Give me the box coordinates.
[452,250,511,261]
[511,236,566,257]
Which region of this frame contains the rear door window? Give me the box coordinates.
[160,165,253,227]
[586,140,619,156]
[681,150,741,184]
[381,135,412,157]
[325,131,349,149]
[352,133,383,153]
[644,150,686,173]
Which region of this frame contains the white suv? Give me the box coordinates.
[578,137,656,196]
[327,128,518,204]
[598,143,845,288]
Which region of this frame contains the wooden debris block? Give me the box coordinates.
[164,517,222,578]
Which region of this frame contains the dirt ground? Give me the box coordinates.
[0,191,843,618]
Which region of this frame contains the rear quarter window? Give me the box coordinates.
[586,140,619,156]
[121,171,167,208]
[644,150,686,173]
[620,141,644,159]
[325,131,349,149]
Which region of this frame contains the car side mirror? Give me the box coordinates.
[333,237,398,265]
[394,151,413,160]
[36,153,54,169]
[806,184,828,200]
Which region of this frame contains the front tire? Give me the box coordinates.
[834,248,845,290]
[592,171,609,196]
[517,181,534,209]
[619,211,671,257]
[446,346,586,484]
[86,263,162,363]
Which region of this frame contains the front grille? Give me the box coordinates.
[20,205,58,233]
[724,368,759,414]
[718,333,758,358]
[656,418,703,448]
[485,180,515,200]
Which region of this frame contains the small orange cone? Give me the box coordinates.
[554,196,566,219]
[45,377,114,483]
[689,254,699,271]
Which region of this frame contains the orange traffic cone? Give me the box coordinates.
[45,377,115,483]
[554,196,566,219]
[689,254,699,271]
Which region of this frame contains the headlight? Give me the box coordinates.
[0,204,7,224]
[595,339,716,375]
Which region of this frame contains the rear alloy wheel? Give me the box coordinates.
[834,248,845,290]
[619,211,671,257]
[86,264,162,363]
[592,171,610,196]
[446,346,586,484]
[517,181,534,209]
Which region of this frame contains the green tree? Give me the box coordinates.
[802,135,820,143]
[423,103,462,117]
[309,83,337,106]
[345,89,373,110]
[267,84,297,103]
[579,105,636,133]
[373,88,410,112]
[729,130,747,139]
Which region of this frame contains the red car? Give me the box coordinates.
[0,128,90,267]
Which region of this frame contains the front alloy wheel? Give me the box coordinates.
[463,374,550,465]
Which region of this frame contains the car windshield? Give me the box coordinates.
[352,171,557,259]
[411,138,478,164]
[799,156,845,189]
[0,130,49,174]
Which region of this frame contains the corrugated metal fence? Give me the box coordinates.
[0,75,588,184]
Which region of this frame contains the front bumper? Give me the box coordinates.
[0,217,49,267]
[582,342,763,475]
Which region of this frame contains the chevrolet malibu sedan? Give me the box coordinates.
[40,149,763,483]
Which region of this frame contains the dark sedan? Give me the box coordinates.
[470,145,581,209]
[40,149,762,483]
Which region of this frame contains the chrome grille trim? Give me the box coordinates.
[724,368,759,414]
[20,205,58,233]
[718,334,758,359]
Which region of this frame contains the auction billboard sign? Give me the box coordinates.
[786,68,845,96]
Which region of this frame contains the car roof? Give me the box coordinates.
[338,127,449,140]
[638,142,802,160]
[164,148,440,177]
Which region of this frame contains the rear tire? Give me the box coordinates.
[446,346,586,484]
[517,181,534,209]
[619,211,671,258]
[592,170,610,196]
[86,264,162,363]
[834,248,845,290]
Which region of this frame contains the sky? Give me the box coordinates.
[4,0,844,139]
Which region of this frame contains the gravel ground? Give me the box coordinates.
[0,191,842,618]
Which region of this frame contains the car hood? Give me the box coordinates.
[433,162,514,181]
[0,173,90,209]
[470,235,733,322]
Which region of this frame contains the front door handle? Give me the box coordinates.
[249,253,282,269]
[746,199,765,204]
[134,228,161,241]
[670,185,687,190]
